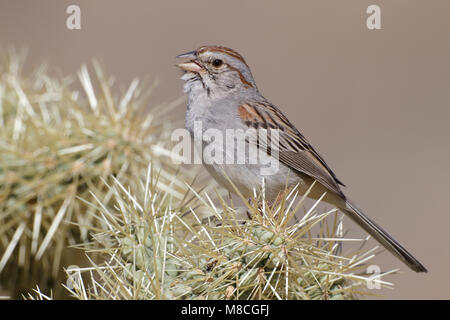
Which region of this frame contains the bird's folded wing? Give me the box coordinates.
[238,101,345,196]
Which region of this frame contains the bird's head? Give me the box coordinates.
[176,45,257,99]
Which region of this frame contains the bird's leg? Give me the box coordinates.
[245,190,287,220]
[268,190,287,209]
[246,198,254,219]
[201,214,222,227]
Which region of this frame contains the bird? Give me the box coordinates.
[176,45,427,273]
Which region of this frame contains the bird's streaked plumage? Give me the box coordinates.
[177,45,427,273]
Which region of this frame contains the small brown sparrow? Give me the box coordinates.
[176,45,427,272]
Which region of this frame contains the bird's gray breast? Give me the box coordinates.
[185,97,303,199]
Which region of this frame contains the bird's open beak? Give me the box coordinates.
[176,50,204,73]
[176,61,203,73]
[176,50,197,59]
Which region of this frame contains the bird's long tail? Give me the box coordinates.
[342,200,427,273]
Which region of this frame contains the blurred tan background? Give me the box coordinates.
[0,0,449,299]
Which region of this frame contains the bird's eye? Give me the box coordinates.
[212,59,223,67]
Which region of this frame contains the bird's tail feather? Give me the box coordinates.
[343,200,427,273]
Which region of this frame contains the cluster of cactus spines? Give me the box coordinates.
[65,172,395,300]
[0,49,187,297]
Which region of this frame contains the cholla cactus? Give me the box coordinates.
[65,171,396,300]
[0,49,187,297]
[0,49,395,300]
